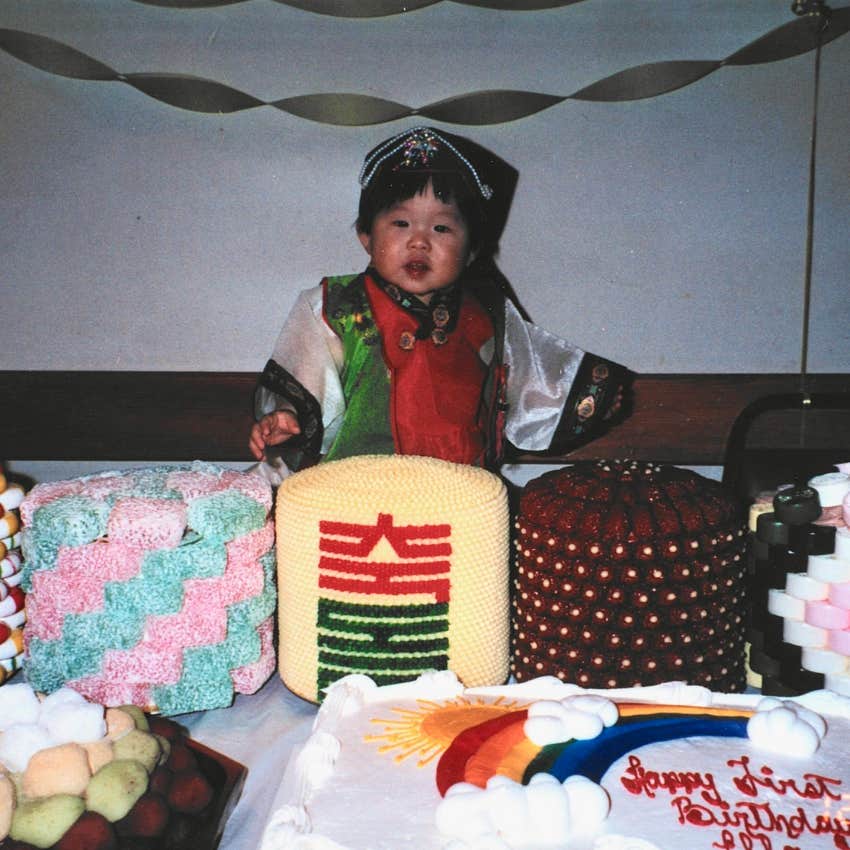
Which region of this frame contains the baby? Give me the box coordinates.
[250,127,628,479]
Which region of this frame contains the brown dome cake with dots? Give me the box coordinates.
[512,460,749,691]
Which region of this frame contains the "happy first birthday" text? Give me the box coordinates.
[620,754,850,849]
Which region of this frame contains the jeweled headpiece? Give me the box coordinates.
[359,127,494,200]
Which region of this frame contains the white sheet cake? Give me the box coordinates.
[261,672,850,850]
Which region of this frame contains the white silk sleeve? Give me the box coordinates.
[261,286,346,454]
[502,300,586,452]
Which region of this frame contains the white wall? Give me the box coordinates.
[2,0,847,485]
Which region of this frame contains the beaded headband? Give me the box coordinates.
[359,127,494,201]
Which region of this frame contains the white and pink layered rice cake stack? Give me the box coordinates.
[0,467,27,683]
[20,462,276,715]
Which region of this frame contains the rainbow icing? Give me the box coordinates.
[435,702,754,795]
[21,463,276,715]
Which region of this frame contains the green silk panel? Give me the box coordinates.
[323,275,395,462]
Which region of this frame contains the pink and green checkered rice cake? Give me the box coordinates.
[20,462,276,715]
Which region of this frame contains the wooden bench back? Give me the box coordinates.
[4,372,848,472]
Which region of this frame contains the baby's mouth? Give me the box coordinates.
[404,261,430,277]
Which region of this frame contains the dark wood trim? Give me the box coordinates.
[3,371,256,462]
[2,371,848,465]
[552,373,850,465]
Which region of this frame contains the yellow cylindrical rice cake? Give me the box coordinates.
[276,455,510,702]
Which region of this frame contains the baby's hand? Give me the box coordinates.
[249,410,301,460]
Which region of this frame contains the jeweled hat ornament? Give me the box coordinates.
[359,126,495,200]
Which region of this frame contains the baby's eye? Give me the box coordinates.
[391,219,409,228]
[434,224,452,233]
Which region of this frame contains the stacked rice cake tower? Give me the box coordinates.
[748,468,850,695]
[513,460,749,691]
[0,466,26,682]
[276,455,510,703]
[20,463,276,715]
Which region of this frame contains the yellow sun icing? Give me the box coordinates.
[365,698,525,767]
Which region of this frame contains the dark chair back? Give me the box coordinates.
[722,391,850,502]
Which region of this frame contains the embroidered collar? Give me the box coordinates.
[367,267,461,345]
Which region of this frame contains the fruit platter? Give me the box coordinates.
[0,683,246,850]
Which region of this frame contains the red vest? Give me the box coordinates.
[368,277,494,465]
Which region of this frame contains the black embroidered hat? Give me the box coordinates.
[358,126,517,254]
[360,126,496,200]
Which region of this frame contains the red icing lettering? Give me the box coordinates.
[619,753,850,850]
[620,754,725,807]
[712,828,737,849]
[712,830,773,850]
[729,756,843,802]
[670,796,850,848]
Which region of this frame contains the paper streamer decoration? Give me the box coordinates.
[132,0,586,13]
[1,9,848,125]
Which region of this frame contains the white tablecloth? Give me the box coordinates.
[179,675,317,850]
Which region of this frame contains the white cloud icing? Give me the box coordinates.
[524,695,618,746]
[435,772,610,848]
[747,697,826,756]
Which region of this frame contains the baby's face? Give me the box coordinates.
[358,182,472,304]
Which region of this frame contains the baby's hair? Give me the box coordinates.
[356,170,488,256]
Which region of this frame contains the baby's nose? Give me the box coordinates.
[407,228,430,248]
